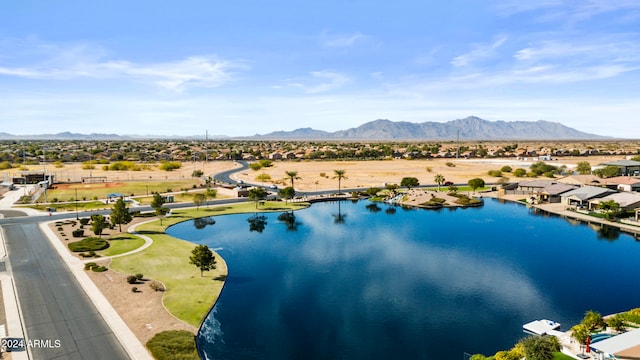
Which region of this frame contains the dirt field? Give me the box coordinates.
[236,155,627,191]
[1,161,237,183]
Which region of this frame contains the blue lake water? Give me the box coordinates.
[166,199,640,359]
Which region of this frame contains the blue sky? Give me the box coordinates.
[1,0,639,137]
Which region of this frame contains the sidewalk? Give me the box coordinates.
[0,185,42,216]
[38,223,152,359]
[0,227,28,360]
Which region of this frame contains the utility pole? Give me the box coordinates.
[75,188,79,220]
[43,146,48,203]
[456,129,460,159]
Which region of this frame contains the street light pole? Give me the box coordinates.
[75,188,79,220]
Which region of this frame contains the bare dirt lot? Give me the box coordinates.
[236,156,626,191]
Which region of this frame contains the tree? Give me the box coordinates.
[571,324,590,354]
[434,174,445,191]
[189,244,216,277]
[447,184,458,194]
[400,177,420,189]
[91,214,107,237]
[278,186,295,203]
[608,314,626,332]
[193,193,205,210]
[519,335,557,360]
[594,165,620,178]
[583,310,605,331]
[576,161,592,175]
[598,200,620,220]
[333,169,347,194]
[285,171,301,189]
[248,187,268,209]
[110,197,132,232]
[468,178,485,192]
[151,193,169,225]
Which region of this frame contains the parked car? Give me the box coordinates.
[269,184,278,189]
[444,181,454,186]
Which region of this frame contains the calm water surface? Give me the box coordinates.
[166,199,640,359]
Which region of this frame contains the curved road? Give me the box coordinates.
[213,161,248,185]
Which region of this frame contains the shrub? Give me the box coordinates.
[488,170,502,177]
[249,163,262,171]
[127,275,138,284]
[135,273,144,280]
[150,281,165,292]
[79,218,90,225]
[500,166,512,173]
[131,287,138,293]
[84,262,98,270]
[72,229,85,237]
[159,161,181,171]
[146,330,199,360]
[92,266,107,272]
[445,162,456,167]
[68,237,109,252]
[513,168,527,177]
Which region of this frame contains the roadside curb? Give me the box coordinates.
[38,222,152,360]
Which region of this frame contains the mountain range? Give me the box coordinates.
[0,117,607,141]
[249,116,606,140]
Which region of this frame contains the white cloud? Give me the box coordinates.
[451,35,507,67]
[287,70,350,93]
[0,39,245,92]
[495,0,640,22]
[322,32,365,48]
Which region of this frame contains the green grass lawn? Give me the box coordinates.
[26,201,111,212]
[110,200,309,327]
[100,234,146,256]
[553,352,574,360]
[44,180,200,201]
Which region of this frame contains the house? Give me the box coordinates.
[589,192,640,211]
[517,180,577,204]
[269,152,283,161]
[556,174,605,187]
[600,160,640,176]
[560,186,615,208]
[604,176,640,192]
[589,327,640,360]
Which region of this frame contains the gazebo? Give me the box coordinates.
[106,193,126,203]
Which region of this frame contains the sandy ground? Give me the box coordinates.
[1,161,236,183]
[48,218,196,345]
[236,155,627,191]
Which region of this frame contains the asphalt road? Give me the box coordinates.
[213,160,248,185]
[4,223,130,359]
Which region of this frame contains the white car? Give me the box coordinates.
[269,184,278,189]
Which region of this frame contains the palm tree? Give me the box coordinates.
[434,174,445,191]
[333,169,347,194]
[285,171,301,189]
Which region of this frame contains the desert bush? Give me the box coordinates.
[500,166,512,173]
[132,287,138,293]
[159,161,181,171]
[150,281,165,292]
[72,229,85,237]
[127,275,138,284]
[92,266,107,272]
[135,273,144,280]
[445,162,455,167]
[84,262,98,270]
[146,330,199,360]
[488,170,502,177]
[79,218,90,225]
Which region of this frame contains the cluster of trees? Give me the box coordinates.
[470,335,560,360]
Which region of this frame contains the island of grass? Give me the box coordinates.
[108,201,309,359]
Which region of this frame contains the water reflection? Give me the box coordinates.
[597,225,620,241]
[365,203,381,213]
[193,216,215,230]
[332,201,347,224]
[247,214,267,233]
[384,206,396,215]
[277,212,300,232]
